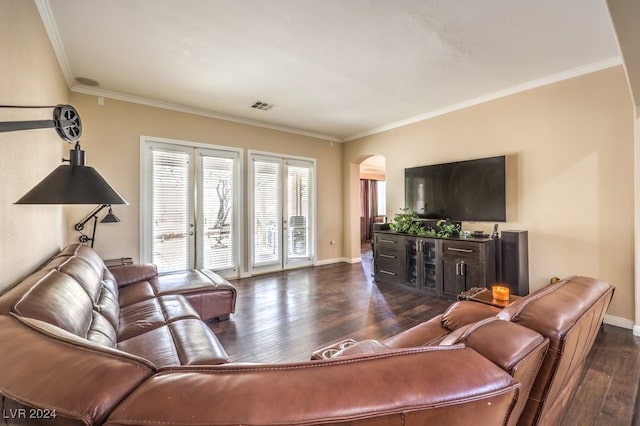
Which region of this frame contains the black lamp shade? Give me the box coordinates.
[15,164,127,205]
[100,207,121,223]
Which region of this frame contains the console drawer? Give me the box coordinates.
[374,233,404,250]
[376,257,403,283]
[377,251,401,262]
[442,241,484,260]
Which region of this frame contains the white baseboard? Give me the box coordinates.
[603,314,635,330]
[239,257,361,275]
[314,257,344,266]
[314,257,361,266]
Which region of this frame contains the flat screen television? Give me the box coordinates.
[405,155,506,222]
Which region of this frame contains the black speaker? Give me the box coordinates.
[501,230,529,295]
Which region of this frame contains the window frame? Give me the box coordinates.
[140,136,243,277]
[248,150,316,275]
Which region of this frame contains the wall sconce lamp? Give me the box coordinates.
[1,104,127,246]
[74,204,121,248]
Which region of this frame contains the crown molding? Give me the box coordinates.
[71,86,341,142]
[344,56,624,141]
[35,0,74,88]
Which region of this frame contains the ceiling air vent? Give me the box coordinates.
[250,101,274,111]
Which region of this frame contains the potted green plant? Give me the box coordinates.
[389,209,460,238]
[433,219,460,238]
[388,208,424,235]
[407,218,460,238]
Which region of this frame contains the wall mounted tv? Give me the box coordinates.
[405,155,506,222]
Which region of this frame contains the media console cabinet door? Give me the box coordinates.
[373,231,497,299]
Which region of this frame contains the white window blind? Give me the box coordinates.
[151,149,191,272]
[286,164,310,258]
[201,155,235,270]
[253,159,281,265]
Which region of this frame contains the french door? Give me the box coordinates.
[249,153,315,274]
[141,139,241,277]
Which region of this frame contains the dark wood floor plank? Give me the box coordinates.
[563,368,610,424]
[210,253,640,424]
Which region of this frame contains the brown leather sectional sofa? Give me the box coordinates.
[0,244,613,425]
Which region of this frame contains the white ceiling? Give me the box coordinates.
[38,0,621,142]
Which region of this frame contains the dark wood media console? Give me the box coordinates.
[373,230,526,300]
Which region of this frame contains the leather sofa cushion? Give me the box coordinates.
[118,280,157,307]
[155,269,237,320]
[118,319,229,367]
[440,300,501,331]
[95,283,120,331]
[383,314,451,348]
[441,318,547,374]
[55,243,107,277]
[88,309,119,347]
[57,256,103,303]
[118,295,200,341]
[13,270,94,338]
[383,301,500,349]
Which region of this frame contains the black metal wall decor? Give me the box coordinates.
[1,104,126,246]
[74,204,121,248]
[0,104,82,141]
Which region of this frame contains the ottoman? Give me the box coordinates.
[155,269,237,321]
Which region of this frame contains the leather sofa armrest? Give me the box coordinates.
[108,263,158,287]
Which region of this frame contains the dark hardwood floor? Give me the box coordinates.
[210,246,640,425]
[210,247,451,362]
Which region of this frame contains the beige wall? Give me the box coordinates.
[343,66,635,323]
[66,93,343,271]
[0,0,68,293]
